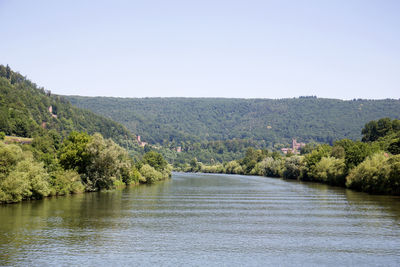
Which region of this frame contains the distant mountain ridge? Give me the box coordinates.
[66,96,400,146]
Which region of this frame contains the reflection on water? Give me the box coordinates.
[1,173,400,266]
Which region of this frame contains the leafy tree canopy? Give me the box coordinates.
[362,118,400,142]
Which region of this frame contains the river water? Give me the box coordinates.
[1,172,400,266]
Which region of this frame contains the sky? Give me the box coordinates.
[0,0,399,99]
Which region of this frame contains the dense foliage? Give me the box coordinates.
[0,138,84,203]
[156,138,269,167]
[67,96,400,146]
[0,65,137,148]
[346,153,400,195]
[182,118,400,195]
[0,131,171,203]
[0,65,172,204]
[362,118,400,142]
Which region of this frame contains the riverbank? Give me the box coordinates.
[177,137,400,196]
[180,152,400,196]
[0,133,171,204]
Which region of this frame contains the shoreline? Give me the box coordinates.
[178,170,398,196]
[0,178,170,205]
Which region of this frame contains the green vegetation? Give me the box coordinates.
[0,65,171,204]
[136,151,172,184]
[362,118,400,142]
[183,118,400,195]
[0,65,137,149]
[0,131,171,203]
[1,64,399,200]
[67,96,400,146]
[158,139,269,167]
[346,153,400,195]
[0,140,78,203]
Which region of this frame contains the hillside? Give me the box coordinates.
[0,65,136,148]
[67,96,400,146]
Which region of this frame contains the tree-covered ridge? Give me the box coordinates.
[67,96,400,146]
[0,65,136,148]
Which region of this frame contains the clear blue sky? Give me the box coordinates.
[0,0,399,99]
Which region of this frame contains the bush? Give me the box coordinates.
[140,164,162,184]
[253,157,284,177]
[201,165,214,173]
[0,132,5,140]
[334,139,375,171]
[0,143,53,203]
[142,151,168,172]
[346,152,394,194]
[0,143,24,175]
[225,161,243,174]
[0,158,50,203]
[189,158,201,172]
[388,139,400,155]
[124,166,142,185]
[161,164,173,179]
[201,164,225,173]
[386,155,400,194]
[60,132,134,190]
[283,156,304,180]
[232,165,244,174]
[49,169,84,196]
[0,171,30,203]
[59,131,92,174]
[84,134,133,190]
[312,157,346,185]
[302,144,332,180]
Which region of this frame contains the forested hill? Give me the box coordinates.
[0,65,136,147]
[67,96,400,146]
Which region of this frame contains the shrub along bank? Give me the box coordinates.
[0,131,171,204]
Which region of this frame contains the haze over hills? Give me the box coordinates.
[67,96,400,146]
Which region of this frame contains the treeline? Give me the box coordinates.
[155,138,268,167]
[0,131,171,204]
[67,95,400,146]
[0,65,138,149]
[182,118,400,195]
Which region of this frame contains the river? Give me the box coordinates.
[1,172,400,266]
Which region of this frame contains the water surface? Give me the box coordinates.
[1,172,400,266]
